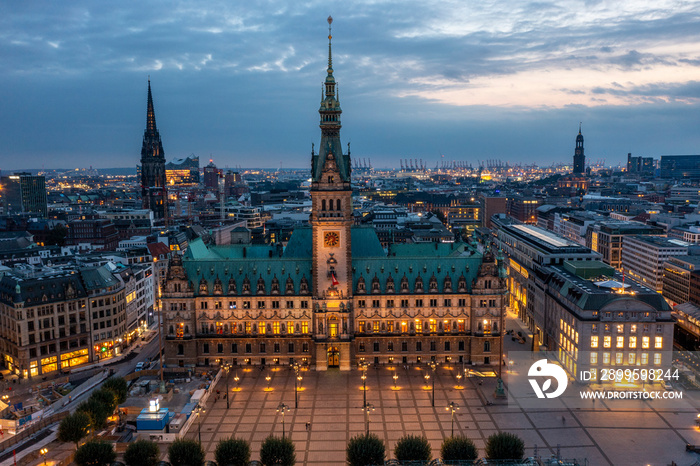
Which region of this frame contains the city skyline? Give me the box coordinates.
[2,1,700,170]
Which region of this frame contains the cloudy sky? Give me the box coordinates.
[2,1,700,170]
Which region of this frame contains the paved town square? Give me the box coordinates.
[184,363,700,465]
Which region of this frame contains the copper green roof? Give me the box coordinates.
[182,228,482,296]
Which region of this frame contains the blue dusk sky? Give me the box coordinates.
[1,1,700,170]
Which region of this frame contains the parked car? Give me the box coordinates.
[135,362,145,371]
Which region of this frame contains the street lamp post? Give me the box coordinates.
[429,361,437,407]
[360,362,368,407]
[393,373,398,388]
[266,373,272,390]
[221,362,231,409]
[277,403,290,439]
[446,401,459,437]
[196,403,206,444]
[292,363,303,408]
[40,447,48,466]
[361,402,375,436]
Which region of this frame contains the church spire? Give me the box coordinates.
[140,79,166,218]
[146,78,157,134]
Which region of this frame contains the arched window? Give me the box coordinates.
[336,199,341,211]
[329,199,334,211]
[322,199,326,211]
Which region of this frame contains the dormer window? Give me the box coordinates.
[357,276,366,294]
[415,276,424,293]
[371,275,381,293]
[285,276,295,295]
[400,275,409,293]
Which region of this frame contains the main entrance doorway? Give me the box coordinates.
[328,347,340,368]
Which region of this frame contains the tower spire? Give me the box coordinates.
[312,16,349,183]
[327,16,333,75]
[147,78,158,134]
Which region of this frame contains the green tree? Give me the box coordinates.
[485,432,525,460]
[124,439,160,466]
[102,377,128,404]
[259,435,296,466]
[394,434,432,462]
[77,397,111,429]
[215,437,251,466]
[90,388,118,412]
[168,438,205,466]
[346,433,385,466]
[57,411,92,448]
[74,440,116,466]
[441,436,478,463]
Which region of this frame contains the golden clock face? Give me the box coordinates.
[324,231,340,247]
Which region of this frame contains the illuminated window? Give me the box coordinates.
[245,322,251,334]
[616,324,624,333]
[302,321,309,334]
[630,324,637,333]
[628,353,635,364]
[358,321,365,333]
[401,321,408,333]
[615,353,623,365]
[590,353,598,364]
[629,336,636,349]
[655,336,663,349]
[258,322,266,335]
[273,322,280,334]
[591,336,599,348]
[616,336,624,349]
[642,336,649,349]
[430,320,437,333]
[373,321,380,333]
[603,336,611,348]
[602,352,610,364]
[641,353,648,365]
[287,321,294,334]
[415,320,422,332]
[654,353,662,365]
[575,331,579,344]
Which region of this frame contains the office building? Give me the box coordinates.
[621,236,689,292]
[0,173,47,217]
[663,256,700,306]
[627,153,654,174]
[493,217,673,379]
[660,155,700,179]
[586,221,665,269]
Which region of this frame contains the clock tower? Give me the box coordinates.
[310,17,353,370]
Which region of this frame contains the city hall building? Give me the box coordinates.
[161,22,507,371]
